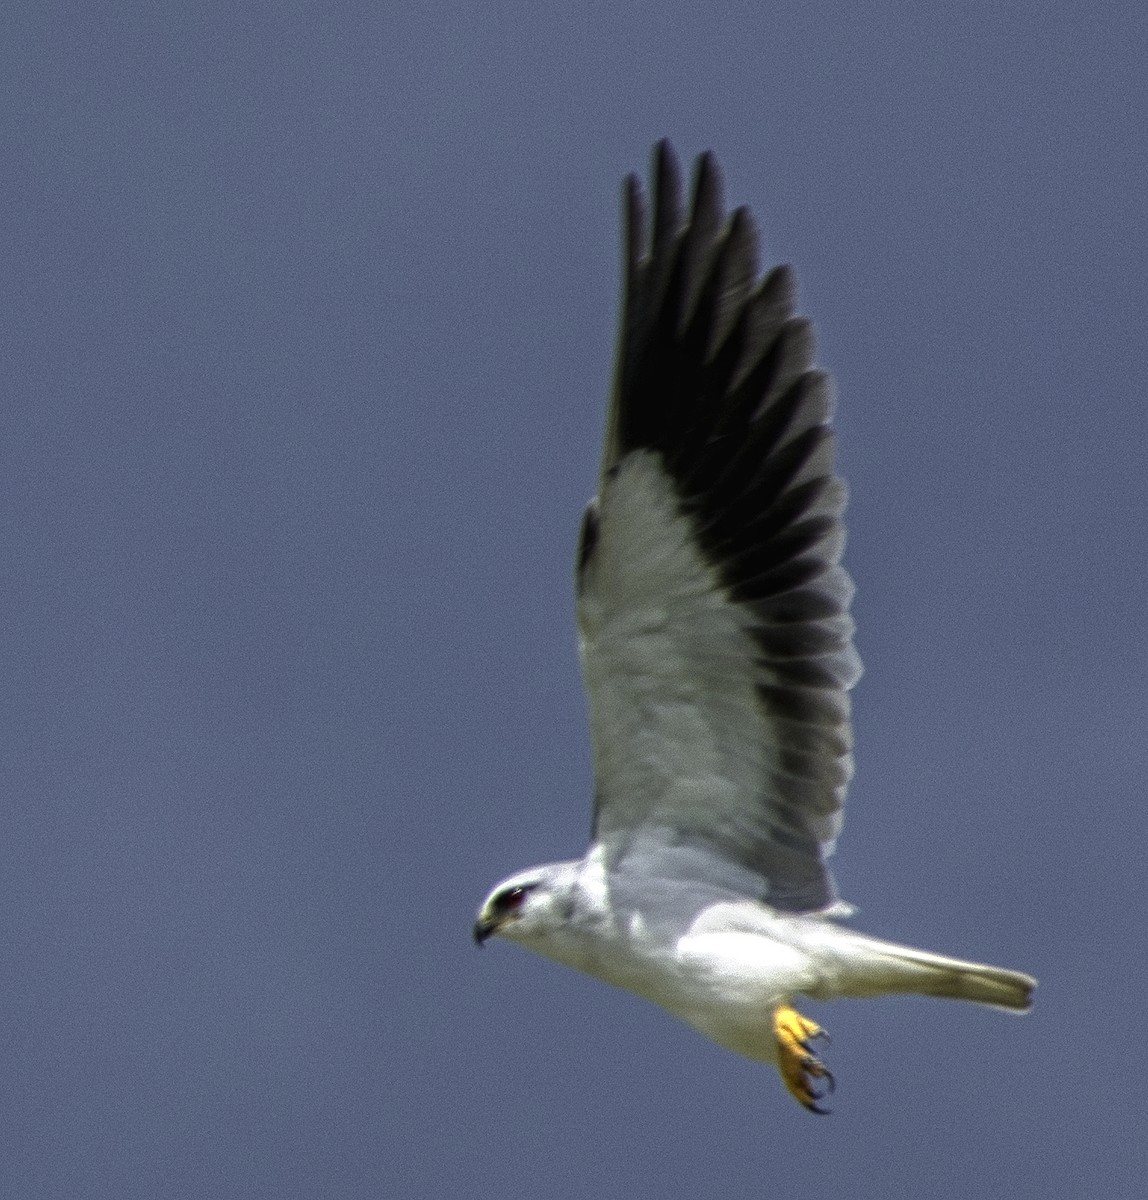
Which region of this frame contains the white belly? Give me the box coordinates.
[531,904,821,1065]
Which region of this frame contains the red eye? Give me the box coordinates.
[493,884,533,915]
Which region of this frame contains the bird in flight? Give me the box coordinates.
[473,141,1035,1113]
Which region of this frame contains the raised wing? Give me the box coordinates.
[577,142,861,913]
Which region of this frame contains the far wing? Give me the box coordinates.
[578,142,861,913]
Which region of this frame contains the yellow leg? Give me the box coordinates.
[774,1003,835,1114]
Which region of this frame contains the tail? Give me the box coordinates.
[868,941,1035,1012]
[815,931,1036,1013]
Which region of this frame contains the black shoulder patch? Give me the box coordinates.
[576,499,600,578]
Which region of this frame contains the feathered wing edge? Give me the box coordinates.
[584,142,861,912]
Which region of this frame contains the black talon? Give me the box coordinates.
[799,1031,830,1055]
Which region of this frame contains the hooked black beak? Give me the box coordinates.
[473,918,494,946]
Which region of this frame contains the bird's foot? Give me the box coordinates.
[774,1004,835,1114]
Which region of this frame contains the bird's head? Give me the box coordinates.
[472,863,580,947]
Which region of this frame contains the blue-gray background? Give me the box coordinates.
[4,3,1145,1197]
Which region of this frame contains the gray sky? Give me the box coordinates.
[3,2,1146,1196]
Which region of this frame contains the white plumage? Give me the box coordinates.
[474,142,1034,1112]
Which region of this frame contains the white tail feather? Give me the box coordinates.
[816,931,1036,1012]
